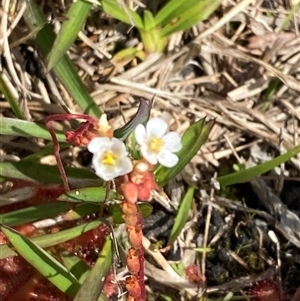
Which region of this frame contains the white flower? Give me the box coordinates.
[88,137,133,181]
[135,117,182,167]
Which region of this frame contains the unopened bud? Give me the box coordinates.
[123,214,138,227]
[121,202,138,215]
[122,182,138,204]
[135,161,149,173]
[125,275,141,299]
[127,248,140,274]
[127,225,142,249]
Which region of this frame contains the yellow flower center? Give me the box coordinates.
[102,151,117,166]
[147,137,163,153]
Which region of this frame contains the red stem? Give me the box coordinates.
[44,114,98,192]
[45,116,70,192]
[136,207,146,301]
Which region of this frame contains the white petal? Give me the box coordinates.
[111,137,128,156]
[140,145,158,165]
[162,132,182,152]
[95,165,119,181]
[157,150,179,167]
[88,137,111,153]
[116,157,133,175]
[135,124,147,145]
[146,117,168,138]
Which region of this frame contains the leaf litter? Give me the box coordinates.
[0,0,299,300]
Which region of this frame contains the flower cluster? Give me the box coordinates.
[84,115,182,301]
[87,116,182,182]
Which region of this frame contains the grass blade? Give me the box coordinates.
[0,202,70,227]
[0,73,25,120]
[160,0,223,37]
[1,225,81,297]
[168,186,194,246]
[101,0,144,29]
[48,0,92,70]
[217,144,300,186]
[0,116,66,141]
[74,236,112,301]
[0,161,98,184]
[23,0,101,117]
[0,220,102,259]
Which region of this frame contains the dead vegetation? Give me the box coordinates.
[1,0,300,300]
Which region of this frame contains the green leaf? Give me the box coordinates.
[114,98,152,141]
[61,252,90,284]
[62,203,99,221]
[139,28,167,53]
[112,47,146,65]
[0,161,99,184]
[0,220,102,259]
[217,144,300,186]
[74,236,112,301]
[101,0,144,29]
[21,142,69,162]
[167,187,194,246]
[108,203,153,224]
[0,117,66,141]
[58,187,118,203]
[143,10,156,31]
[0,73,25,120]
[0,202,70,227]
[159,0,223,37]
[154,0,191,26]
[48,0,92,70]
[1,225,81,297]
[24,0,101,117]
[155,118,214,186]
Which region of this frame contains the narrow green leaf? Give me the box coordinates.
[24,0,101,117]
[154,0,199,26]
[155,0,216,27]
[0,220,102,259]
[74,236,112,301]
[167,187,194,246]
[160,0,223,37]
[0,161,98,184]
[61,252,90,284]
[0,202,70,227]
[114,98,152,140]
[101,0,144,29]
[1,225,81,297]
[143,10,156,31]
[217,144,300,186]
[58,187,118,203]
[0,117,66,141]
[21,142,69,162]
[155,119,214,186]
[0,73,26,120]
[48,0,92,70]
[62,203,99,221]
[112,47,146,65]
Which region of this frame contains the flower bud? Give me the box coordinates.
[122,182,138,204]
[127,225,142,249]
[123,214,138,227]
[125,275,141,299]
[121,202,138,216]
[127,248,140,274]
